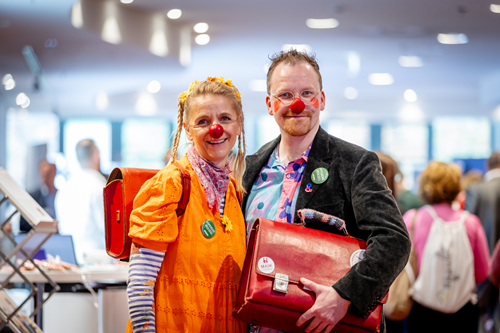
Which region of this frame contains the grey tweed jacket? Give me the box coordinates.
[242,126,411,319]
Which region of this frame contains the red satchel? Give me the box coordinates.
[233,210,386,333]
[103,163,191,260]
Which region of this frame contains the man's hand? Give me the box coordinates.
[296,278,351,333]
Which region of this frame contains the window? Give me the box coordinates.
[381,123,428,191]
[432,117,491,163]
[121,119,171,169]
[327,120,371,150]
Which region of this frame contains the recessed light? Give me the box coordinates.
[398,56,423,67]
[120,0,133,3]
[2,74,15,90]
[399,104,424,122]
[16,92,28,106]
[167,9,182,19]
[491,4,500,13]
[95,91,109,111]
[344,87,358,100]
[368,73,394,85]
[193,23,209,33]
[306,18,339,29]
[195,34,210,45]
[437,33,468,44]
[404,89,417,102]
[147,80,161,94]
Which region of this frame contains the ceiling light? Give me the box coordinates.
[306,18,339,29]
[404,89,417,102]
[120,0,133,3]
[248,79,267,92]
[282,44,312,53]
[437,33,468,44]
[149,30,168,57]
[147,80,161,93]
[344,87,358,100]
[16,92,28,106]
[71,1,83,29]
[167,9,182,19]
[135,92,157,116]
[490,4,500,13]
[95,91,109,110]
[398,104,424,122]
[21,96,30,108]
[398,56,423,67]
[179,27,191,67]
[101,16,122,44]
[2,74,15,90]
[368,73,394,85]
[193,23,209,33]
[195,34,210,45]
[347,52,360,78]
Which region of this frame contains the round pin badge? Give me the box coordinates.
[201,220,216,239]
[350,249,366,267]
[311,167,329,184]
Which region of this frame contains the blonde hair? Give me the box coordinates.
[419,161,462,205]
[169,78,246,192]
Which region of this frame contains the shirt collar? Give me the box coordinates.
[272,140,314,165]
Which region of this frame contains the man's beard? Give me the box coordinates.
[281,111,313,137]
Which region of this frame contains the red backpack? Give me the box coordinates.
[103,162,191,260]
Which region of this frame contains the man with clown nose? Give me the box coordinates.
[242,50,411,333]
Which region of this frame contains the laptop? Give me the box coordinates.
[14,233,78,266]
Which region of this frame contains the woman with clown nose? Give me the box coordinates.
[125,77,247,333]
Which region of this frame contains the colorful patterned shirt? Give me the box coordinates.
[245,142,312,235]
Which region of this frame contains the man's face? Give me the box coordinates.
[266,62,325,137]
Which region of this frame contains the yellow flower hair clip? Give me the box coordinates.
[178,76,241,104]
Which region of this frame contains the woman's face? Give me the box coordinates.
[184,94,241,168]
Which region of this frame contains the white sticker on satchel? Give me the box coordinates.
[350,249,365,267]
[258,257,275,274]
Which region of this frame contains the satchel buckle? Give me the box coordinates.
[273,273,289,293]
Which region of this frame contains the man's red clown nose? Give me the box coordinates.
[208,124,224,138]
[289,98,305,113]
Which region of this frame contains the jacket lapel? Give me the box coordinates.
[294,127,334,220]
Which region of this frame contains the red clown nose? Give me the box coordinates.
[289,98,306,113]
[208,124,224,138]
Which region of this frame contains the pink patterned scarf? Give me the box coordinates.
[187,146,230,210]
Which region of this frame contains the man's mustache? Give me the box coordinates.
[283,110,313,117]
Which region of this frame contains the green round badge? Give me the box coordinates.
[311,167,329,184]
[201,220,216,239]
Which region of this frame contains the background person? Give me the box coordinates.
[126,77,247,333]
[466,152,500,253]
[55,139,107,265]
[19,160,57,232]
[243,50,411,333]
[403,161,489,333]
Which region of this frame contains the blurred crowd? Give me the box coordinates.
[376,151,500,333]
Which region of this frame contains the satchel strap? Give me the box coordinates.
[172,162,191,216]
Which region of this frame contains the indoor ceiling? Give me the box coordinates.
[1,0,500,123]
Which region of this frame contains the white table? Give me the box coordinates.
[1,265,129,333]
[0,264,129,284]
